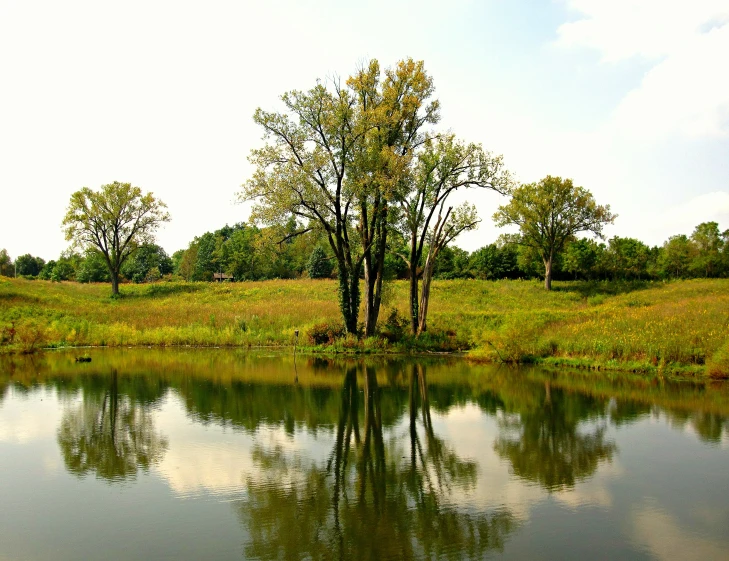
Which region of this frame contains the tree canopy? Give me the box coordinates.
[494,176,616,289]
[62,182,170,295]
[240,58,440,335]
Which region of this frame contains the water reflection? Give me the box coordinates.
[238,363,515,560]
[494,380,616,491]
[1,350,729,560]
[56,369,168,481]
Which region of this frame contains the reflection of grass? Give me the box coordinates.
[2,350,728,431]
[1,277,728,376]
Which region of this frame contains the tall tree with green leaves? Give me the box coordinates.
[348,59,440,335]
[494,176,615,290]
[62,182,170,295]
[398,135,512,334]
[240,58,439,335]
[689,221,724,277]
[659,234,693,278]
[240,74,362,333]
[605,237,650,280]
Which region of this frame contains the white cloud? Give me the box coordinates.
[632,501,729,561]
[610,25,729,139]
[557,1,729,139]
[557,1,729,61]
[641,191,729,242]
[0,388,63,444]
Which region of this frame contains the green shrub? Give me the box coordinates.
[307,322,346,345]
[379,308,409,343]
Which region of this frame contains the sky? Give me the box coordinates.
[1,0,728,261]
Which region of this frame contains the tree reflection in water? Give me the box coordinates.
[494,380,616,491]
[238,364,516,560]
[57,369,168,482]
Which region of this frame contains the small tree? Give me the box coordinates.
[659,235,693,278]
[689,221,724,277]
[307,246,332,279]
[563,238,599,280]
[494,176,615,290]
[62,182,170,295]
[0,249,14,277]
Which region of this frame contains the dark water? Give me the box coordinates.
[1,350,728,560]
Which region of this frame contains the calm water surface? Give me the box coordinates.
[1,350,728,560]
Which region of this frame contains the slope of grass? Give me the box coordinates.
[1,276,728,377]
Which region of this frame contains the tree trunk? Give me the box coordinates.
[543,256,553,290]
[111,271,120,296]
[363,244,385,337]
[336,259,360,335]
[417,252,436,334]
[362,201,388,337]
[409,274,419,335]
[408,234,419,335]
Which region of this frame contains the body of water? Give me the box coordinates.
[1,349,728,560]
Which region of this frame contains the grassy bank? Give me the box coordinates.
[1,276,728,377]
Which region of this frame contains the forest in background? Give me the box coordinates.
[2,219,727,285]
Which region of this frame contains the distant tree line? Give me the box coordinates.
[2,220,727,284]
[433,221,729,281]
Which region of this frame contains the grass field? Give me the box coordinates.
[1,276,728,377]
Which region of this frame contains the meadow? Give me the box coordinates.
[1,276,728,377]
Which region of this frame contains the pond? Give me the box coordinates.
[1,349,728,560]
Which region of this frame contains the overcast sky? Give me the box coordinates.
[1,0,728,261]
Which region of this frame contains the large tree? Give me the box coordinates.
[494,176,615,290]
[398,135,512,334]
[241,59,438,335]
[62,182,170,295]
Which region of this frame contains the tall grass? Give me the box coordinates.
[1,276,728,376]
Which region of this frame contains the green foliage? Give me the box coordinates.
[494,176,616,289]
[62,181,170,295]
[0,249,13,277]
[397,133,513,333]
[433,246,472,279]
[39,253,80,282]
[306,246,332,279]
[659,234,693,278]
[604,237,651,280]
[706,339,729,379]
[563,238,600,280]
[1,276,729,376]
[307,322,346,345]
[469,243,520,280]
[15,254,45,277]
[76,250,111,283]
[241,58,441,335]
[121,244,173,283]
[689,221,724,277]
[379,308,409,343]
